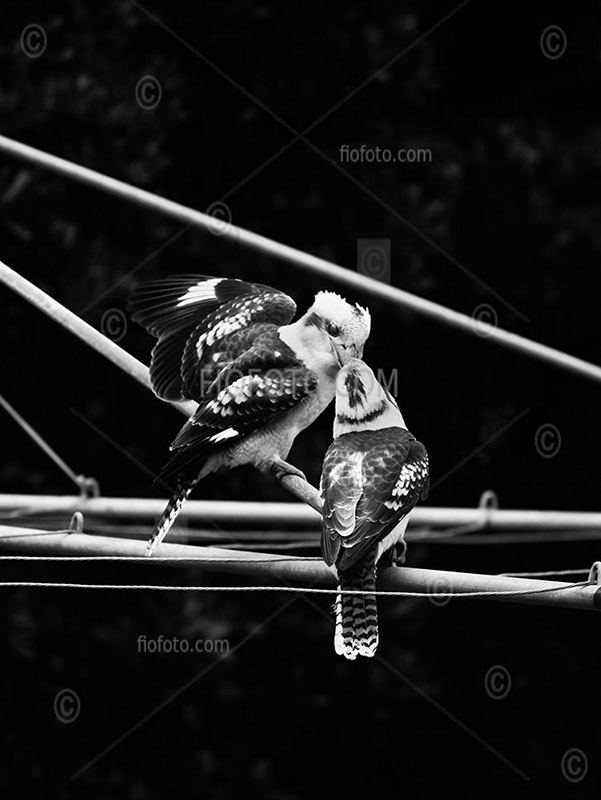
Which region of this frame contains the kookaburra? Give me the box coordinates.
[320,359,429,660]
[128,275,371,555]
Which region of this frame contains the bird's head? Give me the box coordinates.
[293,291,371,368]
[333,358,405,437]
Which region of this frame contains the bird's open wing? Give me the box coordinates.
[321,431,429,571]
[128,275,297,401]
[157,330,317,483]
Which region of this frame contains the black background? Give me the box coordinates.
[1,1,600,797]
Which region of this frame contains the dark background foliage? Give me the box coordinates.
[1,0,600,797]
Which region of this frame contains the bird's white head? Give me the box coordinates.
[279,291,371,375]
[333,358,406,437]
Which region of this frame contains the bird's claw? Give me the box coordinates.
[267,459,307,483]
[381,540,407,567]
[393,543,407,566]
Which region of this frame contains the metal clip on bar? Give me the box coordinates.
[75,475,100,499]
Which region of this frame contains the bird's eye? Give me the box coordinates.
[327,322,340,337]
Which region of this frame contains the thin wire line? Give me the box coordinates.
[0,554,593,582]
[431,408,530,492]
[500,569,591,578]
[0,392,82,490]
[70,407,173,493]
[79,222,194,316]
[408,531,601,545]
[0,530,68,539]
[0,528,75,539]
[0,580,592,598]
[409,521,486,540]
[0,554,322,563]
[202,541,319,551]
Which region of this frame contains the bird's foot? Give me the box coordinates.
[264,457,307,484]
[381,540,407,567]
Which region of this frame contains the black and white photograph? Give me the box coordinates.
[0,1,599,797]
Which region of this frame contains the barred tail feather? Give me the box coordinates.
[334,555,378,660]
[146,478,198,556]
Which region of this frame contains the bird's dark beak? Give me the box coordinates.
[333,342,360,366]
[332,341,343,367]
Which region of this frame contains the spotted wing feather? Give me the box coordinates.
[180,290,296,400]
[157,330,317,483]
[128,275,296,401]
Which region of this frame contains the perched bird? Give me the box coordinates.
[128,275,371,555]
[320,359,429,660]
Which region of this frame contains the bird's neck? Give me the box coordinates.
[334,401,406,438]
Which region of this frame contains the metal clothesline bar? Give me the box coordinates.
[2,494,601,531]
[0,524,598,611]
[2,134,601,385]
[7,520,601,548]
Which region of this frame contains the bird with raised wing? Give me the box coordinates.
[128,275,371,555]
[320,358,429,660]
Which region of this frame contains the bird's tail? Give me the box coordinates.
[146,477,198,557]
[334,553,378,660]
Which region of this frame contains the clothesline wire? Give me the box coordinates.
[0,579,592,598]
[0,553,323,564]
[499,568,590,578]
[0,553,592,580]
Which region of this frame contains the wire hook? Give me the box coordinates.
[478,490,499,528]
[68,511,85,534]
[588,561,601,585]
